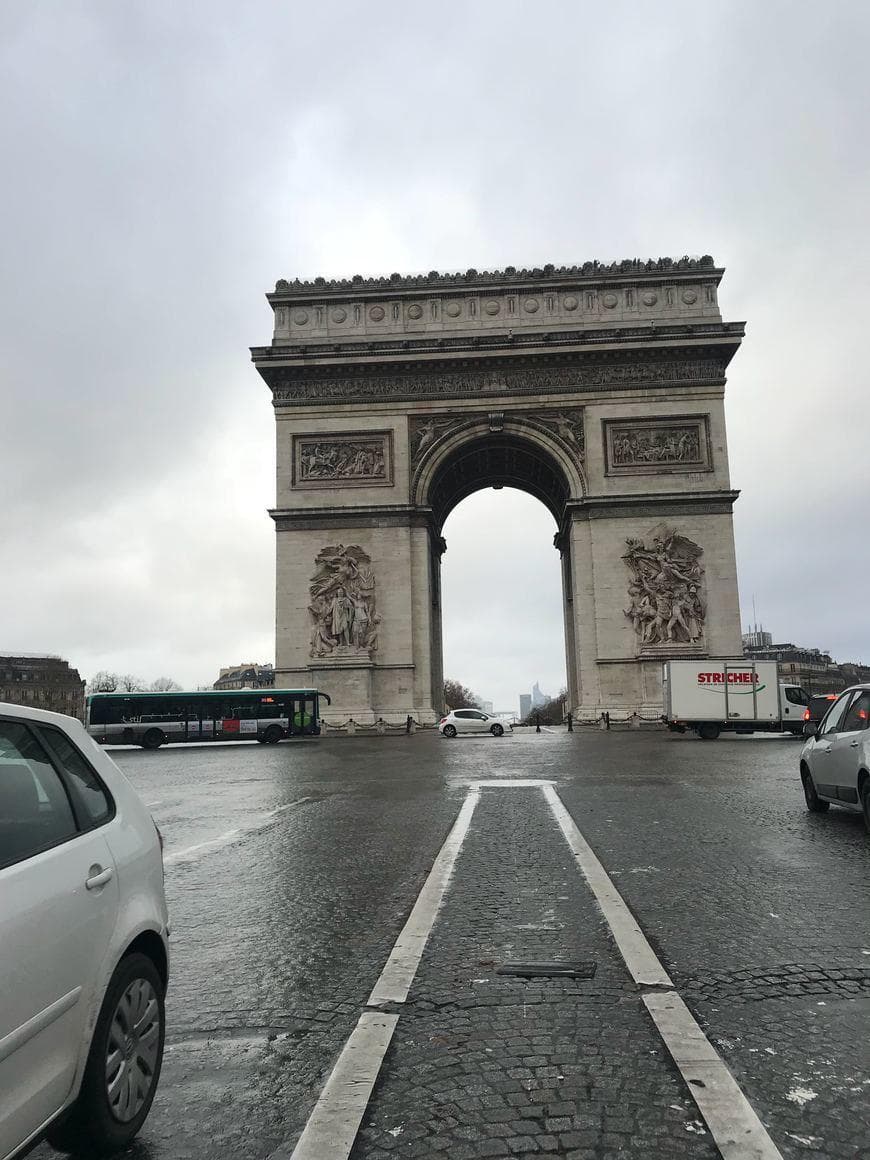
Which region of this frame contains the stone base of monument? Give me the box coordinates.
[307,653,376,725]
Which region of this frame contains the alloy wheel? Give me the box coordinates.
[105,977,162,1122]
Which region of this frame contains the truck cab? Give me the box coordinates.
[779,683,810,735]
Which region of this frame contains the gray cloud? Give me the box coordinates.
[2,1,867,693]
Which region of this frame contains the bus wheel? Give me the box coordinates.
[141,729,165,750]
[697,723,721,741]
[263,725,283,745]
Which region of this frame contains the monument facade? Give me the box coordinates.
[252,257,745,723]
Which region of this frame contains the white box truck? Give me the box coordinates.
[662,660,809,740]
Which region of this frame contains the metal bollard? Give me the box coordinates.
[567,713,573,733]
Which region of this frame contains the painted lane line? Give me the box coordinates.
[543,785,783,1160]
[473,779,554,788]
[164,797,311,867]
[280,794,479,1160]
[644,992,784,1160]
[542,784,672,987]
[368,791,479,1007]
[283,1013,399,1160]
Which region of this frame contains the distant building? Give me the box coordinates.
[519,693,531,720]
[479,699,494,714]
[213,662,275,690]
[742,628,773,649]
[531,681,548,707]
[742,638,870,696]
[0,654,85,720]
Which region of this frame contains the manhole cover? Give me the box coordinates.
[496,960,597,979]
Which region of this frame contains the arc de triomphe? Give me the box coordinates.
[251,257,744,724]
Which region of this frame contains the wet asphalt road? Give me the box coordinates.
[33,728,869,1160]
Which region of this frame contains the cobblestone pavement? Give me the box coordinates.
[31,730,869,1159]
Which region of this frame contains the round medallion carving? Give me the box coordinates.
[293,311,309,325]
[642,291,658,307]
[331,308,347,324]
[407,304,423,320]
[484,300,500,316]
[369,305,385,321]
[681,289,698,304]
[602,292,618,309]
[523,298,539,313]
[563,295,578,310]
[446,302,462,317]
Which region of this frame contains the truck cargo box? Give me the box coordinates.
[663,660,781,725]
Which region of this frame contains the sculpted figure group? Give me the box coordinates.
[623,525,706,647]
[299,440,386,481]
[309,544,379,657]
[612,426,701,467]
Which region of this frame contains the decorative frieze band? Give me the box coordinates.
[292,432,393,489]
[603,416,712,476]
[271,358,727,408]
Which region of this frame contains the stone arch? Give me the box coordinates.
[412,416,586,529]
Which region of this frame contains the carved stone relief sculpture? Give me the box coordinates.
[294,432,392,487]
[605,417,710,475]
[409,408,585,471]
[623,525,706,649]
[309,545,379,658]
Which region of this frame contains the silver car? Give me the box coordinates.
[799,683,870,829]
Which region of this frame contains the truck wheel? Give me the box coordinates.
[263,725,283,744]
[697,723,721,741]
[801,767,829,813]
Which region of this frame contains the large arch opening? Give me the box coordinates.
[421,431,579,720]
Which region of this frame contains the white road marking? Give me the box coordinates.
[368,790,479,1006]
[281,793,479,1160]
[163,798,311,867]
[282,1013,399,1160]
[542,784,672,987]
[473,778,554,788]
[543,784,784,1160]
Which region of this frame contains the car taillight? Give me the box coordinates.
[803,709,810,721]
[440,717,447,724]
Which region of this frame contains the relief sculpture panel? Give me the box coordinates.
[604,416,711,475]
[309,544,379,658]
[623,524,706,651]
[293,432,393,488]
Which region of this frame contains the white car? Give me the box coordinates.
[439,709,512,738]
[0,702,170,1159]
[799,683,870,829]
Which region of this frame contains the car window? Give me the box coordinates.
[0,721,78,869]
[841,691,870,733]
[454,710,472,718]
[784,687,809,706]
[819,692,854,736]
[37,725,113,827]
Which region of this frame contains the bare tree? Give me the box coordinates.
[87,671,119,693]
[443,679,481,711]
[522,688,568,725]
[119,674,147,692]
[150,677,182,692]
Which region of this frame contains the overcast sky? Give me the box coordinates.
[2,2,868,710]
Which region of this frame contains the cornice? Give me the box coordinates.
[253,321,743,372]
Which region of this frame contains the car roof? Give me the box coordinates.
[0,700,82,728]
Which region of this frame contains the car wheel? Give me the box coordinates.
[490,723,504,737]
[46,952,165,1156]
[263,724,283,744]
[801,766,829,813]
[443,724,457,738]
[697,723,720,741]
[141,729,165,750]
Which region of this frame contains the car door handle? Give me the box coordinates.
[819,745,832,754]
[85,866,113,890]
[850,740,860,748]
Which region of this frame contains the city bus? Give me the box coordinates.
[85,688,330,748]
